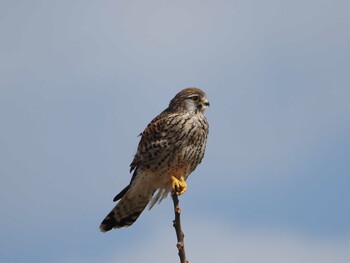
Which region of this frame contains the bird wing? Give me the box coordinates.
[129,109,173,172]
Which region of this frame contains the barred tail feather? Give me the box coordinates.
[100,188,154,232]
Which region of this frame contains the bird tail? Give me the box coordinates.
[99,186,154,232]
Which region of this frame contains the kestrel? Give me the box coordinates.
[100,87,209,232]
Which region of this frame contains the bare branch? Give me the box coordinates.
[172,192,189,263]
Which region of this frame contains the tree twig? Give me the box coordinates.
[172,192,189,263]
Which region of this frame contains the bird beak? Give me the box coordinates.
[199,99,210,111]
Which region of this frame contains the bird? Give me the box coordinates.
[100,87,210,232]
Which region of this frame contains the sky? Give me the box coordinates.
[1,0,350,262]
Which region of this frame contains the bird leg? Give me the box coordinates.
[171,176,187,195]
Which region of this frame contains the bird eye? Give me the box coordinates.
[191,96,199,102]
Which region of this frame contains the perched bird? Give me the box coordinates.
[100,87,210,232]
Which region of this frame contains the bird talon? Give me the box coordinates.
[171,176,187,195]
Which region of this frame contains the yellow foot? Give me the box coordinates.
[171,176,187,195]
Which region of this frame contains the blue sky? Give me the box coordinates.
[1,0,349,262]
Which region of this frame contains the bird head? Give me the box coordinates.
[169,87,210,113]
